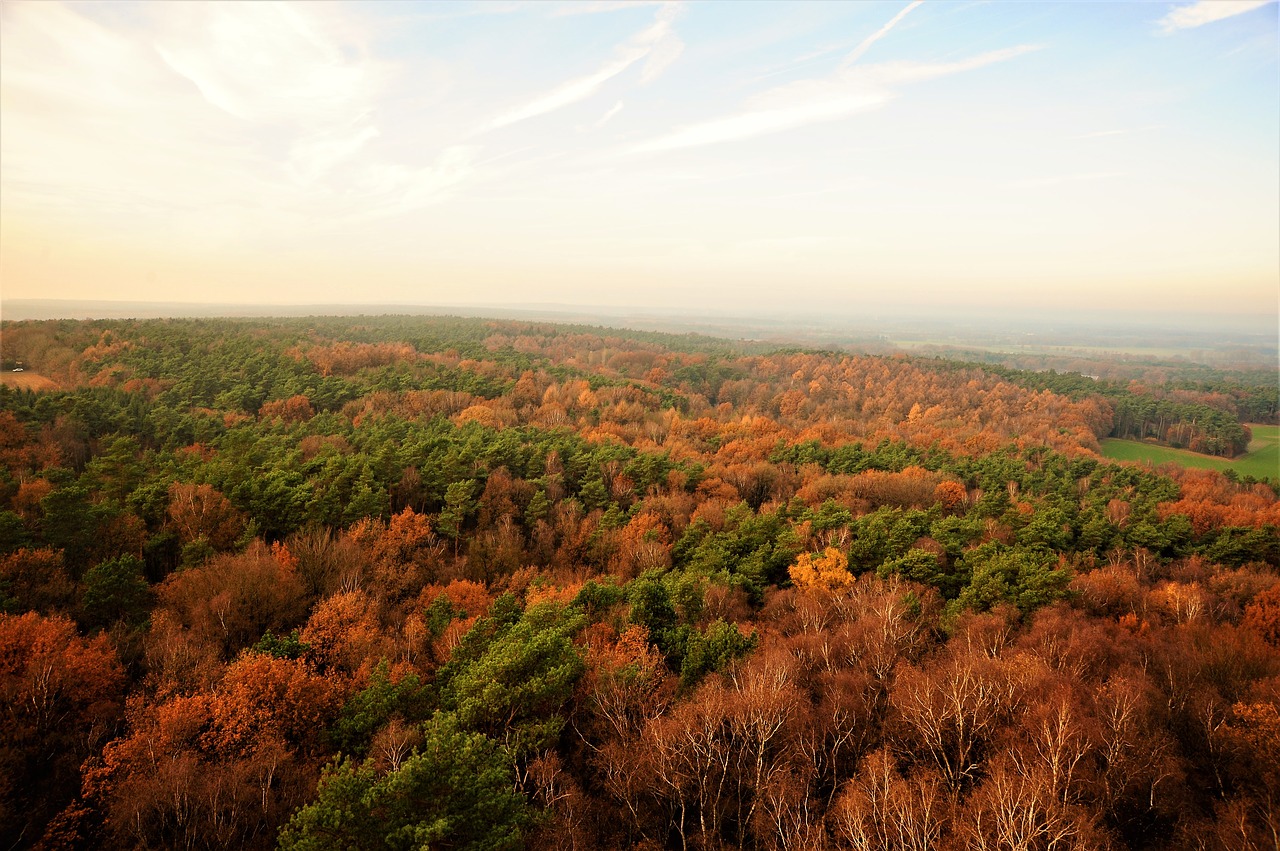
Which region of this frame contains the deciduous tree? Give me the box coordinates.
[0,613,124,845]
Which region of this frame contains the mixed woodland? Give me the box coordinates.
[1,315,1278,851]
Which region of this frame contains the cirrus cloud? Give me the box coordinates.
[1158,0,1274,33]
[628,44,1041,155]
[479,2,682,133]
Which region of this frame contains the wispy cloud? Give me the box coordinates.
[629,90,890,154]
[745,2,923,85]
[0,0,477,245]
[1157,0,1274,33]
[153,4,383,126]
[627,2,1034,155]
[152,2,390,188]
[640,8,685,84]
[841,0,923,67]
[580,100,625,132]
[350,146,477,221]
[480,2,681,133]
[287,124,380,186]
[629,44,1039,154]
[481,54,643,132]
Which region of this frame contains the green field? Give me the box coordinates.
[1100,424,1280,480]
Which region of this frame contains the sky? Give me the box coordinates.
[1,0,1277,324]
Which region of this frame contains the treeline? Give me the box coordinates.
[1108,395,1251,456]
[0,315,1278,850]
[971,363,1270,458]
[910,344,1280,418]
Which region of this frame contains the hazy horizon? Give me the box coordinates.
[2,1,1277,327]
[4,296,1276,343]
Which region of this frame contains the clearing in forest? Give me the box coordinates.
[1100,424,1280,480]
[0,372,59,391]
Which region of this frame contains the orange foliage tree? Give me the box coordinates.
[789,547,854,596]
[82,652,343,851]
[167,482,244,551]
[0,613,124,844]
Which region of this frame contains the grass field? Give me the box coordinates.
[1100,424,1280,480]
[0,371,59,391]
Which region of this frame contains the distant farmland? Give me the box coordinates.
[0,371,58,392]
[1101,424,1280,480]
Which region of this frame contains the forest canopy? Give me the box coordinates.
[0,314,1277,850]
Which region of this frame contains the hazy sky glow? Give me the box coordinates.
[1,0,1277,320]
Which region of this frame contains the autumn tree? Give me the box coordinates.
[788,546,854,597]
[724,646,805,847]
[960,754,1104,851]
[831,747,947,851]
[1209,697,1280,848]
[1243,584,1280,647]
[0,613,124,846]
[285,526,366,598]
[353,507,447,605]
[576,623,673,841]
[298,590,393,676]
[258,394,314,423]
[641,680,736,849]
[0,547,74,615]
[167,482,245,553]
[889,645,1024,793]
[156,542,308,658]
[83,651,342,851]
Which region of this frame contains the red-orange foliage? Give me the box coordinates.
[306,341,416,376]
[610,511,672,579]
[0,612,124,735]
[934,479,968,511]
[84,653,342,851]
[344,388,477,427]
[0,410,61,477]
[0,547,74,615]
[420,578,493,618]
[832,747,946,851]
[351,507,447,603]
[847,466,940,509]
[1157,468,1280,534]
[204,653,343,757]
[12,478,54,521]
[1244,585,1280,647]
[579,624,673,745]
[889,646,1024,792]
[93,511,147,564]
[0,613,124,843]
[258,394,314,423]
[298,590,391,676]
[156,543,308,658]
[166,482,244,550]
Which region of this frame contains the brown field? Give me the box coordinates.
[0,371,59,391]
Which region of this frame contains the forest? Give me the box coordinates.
[1,314,1278,851]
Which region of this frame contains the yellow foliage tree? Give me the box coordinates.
[789,547,853,594]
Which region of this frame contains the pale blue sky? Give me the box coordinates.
[1,0,1276,322]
